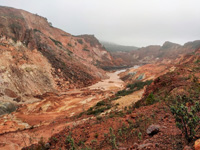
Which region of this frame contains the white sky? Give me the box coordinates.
[1,0,200,47]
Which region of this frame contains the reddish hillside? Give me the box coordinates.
[22,48,200,150]
[110,41,200,66]
[1,6,200,150]
[0,6,118,103]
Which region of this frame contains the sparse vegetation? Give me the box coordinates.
[77,39,83,44]
[78,80,153,117]
[86,100,111,116]
[109,110,125,118]
[9,23,22,31]
[30,137,46,150]
[33,28,42,33]
[48,22,53,27]
[65,134,76,150]
[49,37,62,47]
[68,43,72,47]
[116,80,153,97]
[109,127,118,149]
[94,133,99,138]
[52,137,58,142]
[138,132,142,140]
[195,59,200,64]
[96,101,105,106]
[170,95,200,142]
[146,92,156,105]
[24,67,33,73]
[87,106,109,116]
[127,80,153,90]
[83,48,90,51]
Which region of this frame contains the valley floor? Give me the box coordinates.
[0,69,130,150]
[1,59,199,150]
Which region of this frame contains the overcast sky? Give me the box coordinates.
[1,0,200,47]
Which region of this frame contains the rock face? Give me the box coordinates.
[146,124,160,136]
[0,6,117,102]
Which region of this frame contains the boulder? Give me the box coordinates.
[0,102,17,116]
[195,139,200,150]
[130,113,137,119]
[146,124,160,136]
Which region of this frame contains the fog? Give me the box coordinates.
[1,0,200,47]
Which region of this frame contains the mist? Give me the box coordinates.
[1,0,200,47]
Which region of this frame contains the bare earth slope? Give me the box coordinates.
[23,48,200,150]
[0,6,200,150]
[0,6,119,105]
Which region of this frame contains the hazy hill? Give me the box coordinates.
[100,41,138,52]
[108,40,200,66]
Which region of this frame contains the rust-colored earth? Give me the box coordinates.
[0,70,126,150]
[0,6,200,150]
[0,62,173,150]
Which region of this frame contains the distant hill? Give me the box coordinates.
[100,41,138,52]
[106,40,200,66]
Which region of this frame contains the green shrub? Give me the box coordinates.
[146,93,156,105]
[9,23,21,31]
[49,37,62,46]
[127,80,153,90]
[87,107,108,115]
[116,89,133,96]
[195,59,200,64]
[110,96,119,101]
[38,137,45,149]
[138,132,142,140]
[83,48,90,51]
[65,134,76,150]
[94,133,99,138]
[49,22,53,27]
[134,100,142,108]
[52,137,58,142]
[33,28,42,33]
[109,127,118,149]
[86,100,111,116]
[170,95,200,142]
[77,112,84,118]
[68,43,72,47]
[96,101,105,106]
[116,80,153,97]
[90,139,97,144]
[77,39,83,44]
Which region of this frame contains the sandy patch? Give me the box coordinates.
[113,89,144,109]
